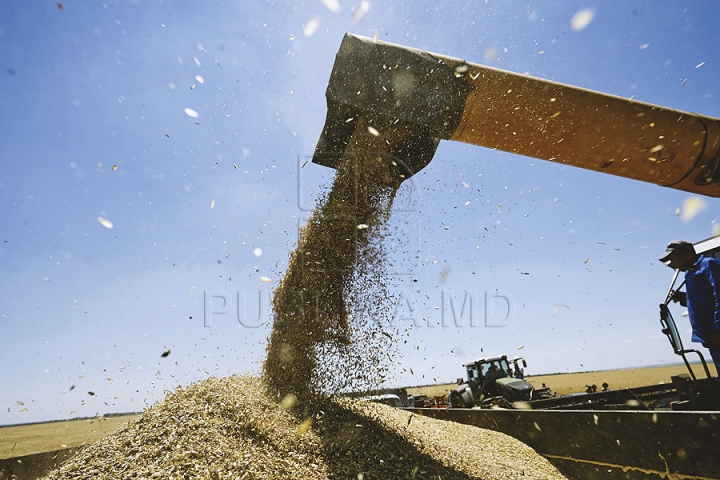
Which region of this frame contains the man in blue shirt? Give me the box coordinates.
[660,240,720,375]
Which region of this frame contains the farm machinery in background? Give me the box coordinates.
[443,238,720,415]
[447,347,718,412]
[449,356,556,408]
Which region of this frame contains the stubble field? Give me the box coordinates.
[407,363,717,400]
[0,414,140,460]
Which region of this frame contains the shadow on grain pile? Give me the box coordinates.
[304,397,477,479]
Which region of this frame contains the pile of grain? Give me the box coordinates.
[42,376,565,479]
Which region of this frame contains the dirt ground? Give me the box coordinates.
[407,363,717,399]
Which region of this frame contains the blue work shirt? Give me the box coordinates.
[684,255,720,344]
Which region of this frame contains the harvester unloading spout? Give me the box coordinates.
[312,33,720,197]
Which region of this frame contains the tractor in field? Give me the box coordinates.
[449,355,555,408]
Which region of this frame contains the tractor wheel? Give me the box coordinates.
[450,391,466,408]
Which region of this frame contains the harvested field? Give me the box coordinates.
[0,414,138,460]
[40,376,565,479]
[526,363,718,396]
[407,362,718,399]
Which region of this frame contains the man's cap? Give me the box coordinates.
[659,240,696,262]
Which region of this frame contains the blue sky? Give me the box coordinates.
[1,1,720,424]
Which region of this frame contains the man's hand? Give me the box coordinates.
[671,290,687,307]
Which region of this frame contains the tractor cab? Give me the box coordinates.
[466,357,511,382]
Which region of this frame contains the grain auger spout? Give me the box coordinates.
[312,33,720,197]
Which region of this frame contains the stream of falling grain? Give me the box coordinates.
[263,118,402,401]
